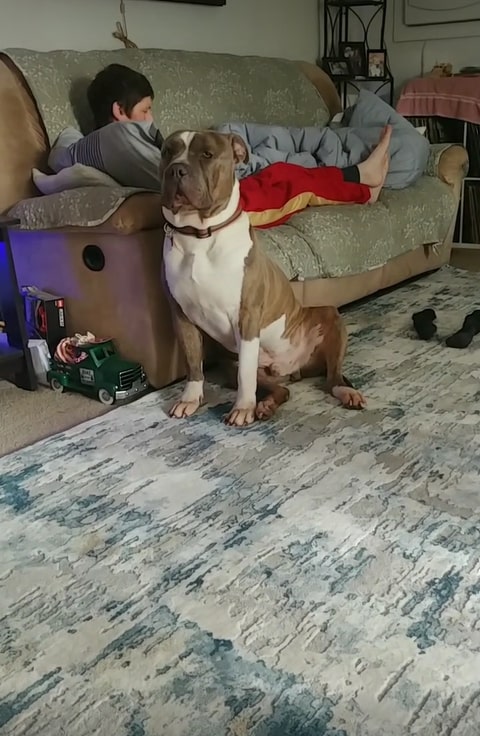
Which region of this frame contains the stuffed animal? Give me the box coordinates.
[426,63,453,78]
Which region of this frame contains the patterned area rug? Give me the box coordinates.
[2,266,480,736]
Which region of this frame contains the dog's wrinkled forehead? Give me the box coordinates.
[161,130,231,165]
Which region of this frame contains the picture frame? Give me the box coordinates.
[324,57,352,79]
[367,49,387,79]
[338,42,366,78]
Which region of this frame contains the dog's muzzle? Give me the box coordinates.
[166,162,189,182]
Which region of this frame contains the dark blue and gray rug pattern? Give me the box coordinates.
[1,267,480,735]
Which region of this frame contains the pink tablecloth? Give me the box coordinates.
[397,76,480,124]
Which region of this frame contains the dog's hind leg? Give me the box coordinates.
[216,362,289,420]
[255,369,290,421]
[324,314,366,410]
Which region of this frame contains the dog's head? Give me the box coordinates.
[159,130,248,219]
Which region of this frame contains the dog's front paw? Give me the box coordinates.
[224,403,256,427]
[169,399,201,418]
[170,380,203,419]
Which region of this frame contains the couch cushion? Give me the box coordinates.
[256,175,457,279]
[4,48,330,145]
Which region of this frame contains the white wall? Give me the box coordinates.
[0,0,319,62]
[386,1,480,93]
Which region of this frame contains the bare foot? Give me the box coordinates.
[357,124,392,203]
[332,385,367,410]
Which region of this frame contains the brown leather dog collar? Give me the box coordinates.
[164,204,243,240]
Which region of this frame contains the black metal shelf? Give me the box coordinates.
[321,0,394,107]
[332,73,392,82]
[327,0,384,6]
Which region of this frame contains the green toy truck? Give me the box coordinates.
[47,338,148,405]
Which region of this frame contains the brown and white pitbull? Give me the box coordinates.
[160,130,366,427]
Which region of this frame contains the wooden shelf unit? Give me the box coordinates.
[407,116,480,248]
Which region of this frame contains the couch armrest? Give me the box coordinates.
[90,192,164,235]
[426,143,468,191]
[296,61,342,119]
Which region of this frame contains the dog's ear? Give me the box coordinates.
[231,134,249,164]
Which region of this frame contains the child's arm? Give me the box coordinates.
[48,127,84,172]
[69,121,164,190]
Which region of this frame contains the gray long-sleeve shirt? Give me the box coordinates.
[48,121,164,190]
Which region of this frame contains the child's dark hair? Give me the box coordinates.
[87,63,154,128]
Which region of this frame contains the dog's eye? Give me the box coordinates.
[203,151,213,159]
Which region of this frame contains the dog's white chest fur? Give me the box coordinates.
[164,218,251,353]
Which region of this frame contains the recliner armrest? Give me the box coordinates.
[426,143,468,194]
[93,192,164,235]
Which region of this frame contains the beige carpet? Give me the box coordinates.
[0,380,109,457]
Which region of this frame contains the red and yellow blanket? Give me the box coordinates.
[239,162,370,228]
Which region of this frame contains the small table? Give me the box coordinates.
[0,217,37,390]
[396,75,480,125]
[397,76,480,247]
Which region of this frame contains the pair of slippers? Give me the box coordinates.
[412,309,480,348]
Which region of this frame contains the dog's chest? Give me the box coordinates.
[164,229,249,350]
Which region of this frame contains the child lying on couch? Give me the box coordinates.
[215,88,429,191]
[38,63,394,227]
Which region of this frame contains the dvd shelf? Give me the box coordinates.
[407,116,478,247]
